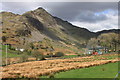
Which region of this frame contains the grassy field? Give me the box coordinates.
[2,51,20,57]
[54,62,119,78]
[2,53,119,78]
[41,62,119,79]
[62,55,78,58]
[1,45,20,58]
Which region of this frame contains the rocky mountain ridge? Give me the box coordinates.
[1,7,119,50]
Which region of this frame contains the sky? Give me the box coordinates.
[0,2,118,32]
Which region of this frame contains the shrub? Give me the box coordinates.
[16,51,22,55]
[29,43,35,49]
[77,54,85,57]
[16,29,31,37]
[2,58,6,66]
[20,54,28,62]
[9,47,15,51]
[54,52,64,57]
[77,54,81,57]
[24,49,32,56]
[45,54,52,58]
[32,51,45,60]
[2,36,7,42]
[48,73,54,78]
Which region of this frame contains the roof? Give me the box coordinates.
[88,47,107,50]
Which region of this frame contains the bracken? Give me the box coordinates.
[2,54,119,78]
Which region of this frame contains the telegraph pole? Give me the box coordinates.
[5,44,8,66]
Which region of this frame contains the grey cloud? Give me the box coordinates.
[40,2,118,23]
[2,2,39,14]
[1,0,119,2]
[1,2,118,31]
[75,11,108,23]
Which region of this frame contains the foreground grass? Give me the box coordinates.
[41,62,119,78]
[55,62,119,78]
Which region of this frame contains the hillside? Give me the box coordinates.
[1,7,119,55]
[96,29,120,35]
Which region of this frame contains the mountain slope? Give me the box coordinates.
[1,7,119,55]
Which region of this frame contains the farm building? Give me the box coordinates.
[86,46,108,55]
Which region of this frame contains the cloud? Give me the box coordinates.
[1,0,119,2]
[1,2,118,32]
[42,2,118,21]
[71,12,118,32]
[2,2,40,14]
[75,11,108,23]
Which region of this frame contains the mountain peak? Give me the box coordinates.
[37,7,44,10]
[22,7,49,17]
[33,7,47,13]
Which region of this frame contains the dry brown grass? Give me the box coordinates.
[1,54,119,78]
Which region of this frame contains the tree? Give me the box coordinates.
[30,43,34,49]
[87,33,119,53]
[2,36,7,42]
[20,54,28,62]
[54,52,64,57]
[98,33,119,52]
[87,38,98,50]
[32,51,45,60]
[109,33,119,51]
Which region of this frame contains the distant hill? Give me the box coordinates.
[96,29,120,36]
